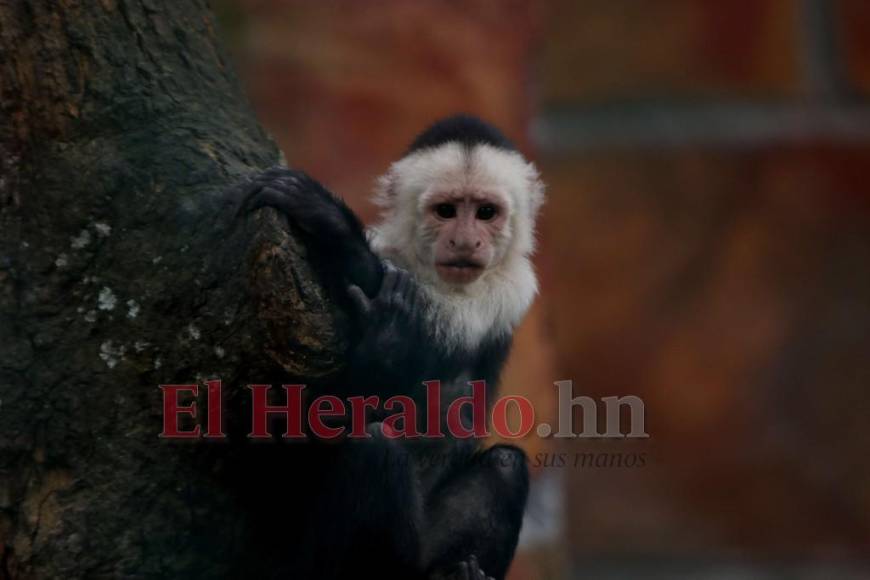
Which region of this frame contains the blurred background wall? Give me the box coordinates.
[215,1,870,578]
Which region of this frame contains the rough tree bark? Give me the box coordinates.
[0,1,345,577]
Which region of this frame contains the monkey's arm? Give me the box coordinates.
[241,168,431,389]
[241,167,384,298]
[343,265,438,394]
[423,445,529,580]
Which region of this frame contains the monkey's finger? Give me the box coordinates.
[395,269,411,298]
[238,181,267,216]
[346,285,373,318]
[250,187,308,220]
[254,166,300,183]
[242,170,285,199]
[468,555,484,579]
[241,178,264,198]
[386,272,407,310]
[406,287,421,318]
[267,174,305,192]
[241,187,285,215]
[251,177,301,198]
[407,279,421,313]
[249,168,308,197]
[258,165,290,178]
[380,264,400,298]
[456,561,470,580]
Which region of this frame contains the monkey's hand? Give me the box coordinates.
[346,265,427,385]
[240,166,384,297]
[430,555,494,580]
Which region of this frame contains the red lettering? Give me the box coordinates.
[248,384,305,439]
[159,384,200,438]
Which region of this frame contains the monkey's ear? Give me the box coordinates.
[373,169,397,210]
[526,162,546,219]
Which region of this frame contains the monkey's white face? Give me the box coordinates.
[420,188,510,286]
[370,140,543,347]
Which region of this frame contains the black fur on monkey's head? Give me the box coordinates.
[405,114,516,155]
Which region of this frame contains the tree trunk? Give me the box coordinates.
[0,1,342,577]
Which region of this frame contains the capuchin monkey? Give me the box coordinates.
[242,115,545,580]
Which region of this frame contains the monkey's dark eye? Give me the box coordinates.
[476,205,498,221]
[435,203,457,219]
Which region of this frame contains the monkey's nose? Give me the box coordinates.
[449,238,480,252]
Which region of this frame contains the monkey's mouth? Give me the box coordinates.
[436,260,485,284]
